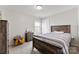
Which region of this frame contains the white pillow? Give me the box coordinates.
[53,31,64,33]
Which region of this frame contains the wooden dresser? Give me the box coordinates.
[0,20,7,54]
[25,32,33,42]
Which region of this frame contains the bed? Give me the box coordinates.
[32,25,71,54]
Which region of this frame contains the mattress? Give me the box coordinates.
[33,32,72,54]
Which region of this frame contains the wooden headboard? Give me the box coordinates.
[51,25,71,33]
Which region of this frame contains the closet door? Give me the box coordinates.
[0,20,7,54]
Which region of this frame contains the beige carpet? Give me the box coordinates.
[9,41,40,54]
[9,40,79,54]
[69,39,79,54]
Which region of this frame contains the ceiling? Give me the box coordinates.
[0,5,77,17]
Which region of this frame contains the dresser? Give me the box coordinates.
[25,32,33,42]
[0,20,7,54]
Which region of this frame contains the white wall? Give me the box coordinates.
[0,7,39,46]
[49,8,78,39]
[77,7,79,39]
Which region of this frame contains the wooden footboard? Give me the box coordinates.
[32,37,63,54]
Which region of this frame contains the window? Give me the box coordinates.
[34,21,41,35]
[42,18,50,34]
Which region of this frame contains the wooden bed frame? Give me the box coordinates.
[32,25,71,54]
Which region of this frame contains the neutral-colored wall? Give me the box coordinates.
[50,8,78,39]
[0,7,39,46]
[77,7,79,39]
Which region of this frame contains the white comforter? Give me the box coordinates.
[33,32,71,54]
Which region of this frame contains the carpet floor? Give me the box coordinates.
[9,39,79,54]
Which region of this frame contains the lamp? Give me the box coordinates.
[35,5,43,10]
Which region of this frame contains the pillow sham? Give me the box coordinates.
[53,31,64,33]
